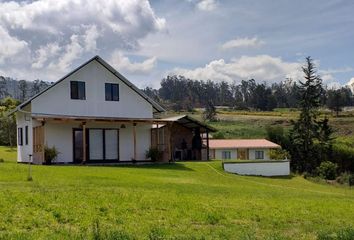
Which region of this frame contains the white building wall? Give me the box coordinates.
[16,111,33,162]
[223,161,290,176]
[248,148,270,160]
[214,149,237,160]
[31,60,153,118]
[43,121,151,163]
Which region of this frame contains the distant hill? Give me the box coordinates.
[0,76,52,102]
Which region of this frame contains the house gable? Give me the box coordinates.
[26,56,162,118]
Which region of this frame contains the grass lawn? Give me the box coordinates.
[0,146,353,239]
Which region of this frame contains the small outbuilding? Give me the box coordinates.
[209,139,280,160]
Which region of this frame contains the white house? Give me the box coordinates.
[209,139,280,160]
[12,56,215,164]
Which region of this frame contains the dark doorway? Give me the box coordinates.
[73,129,83,163]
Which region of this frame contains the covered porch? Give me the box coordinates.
[31,114,169,164]
[30,114,216,164]
[151,115,217,162]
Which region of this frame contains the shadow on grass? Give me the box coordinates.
[89,162,195,171]
[114,163,195,171]
[246,174,295,180]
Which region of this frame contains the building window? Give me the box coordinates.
[255,150,264,159]
[70,81,86,100]
[105,83,119,101]
[25,126,28,145]
[18,128,23,146]
[222,151,231,159]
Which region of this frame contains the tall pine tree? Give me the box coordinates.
[289,57,324,173]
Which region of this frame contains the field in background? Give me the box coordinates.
[0,146,353,239]
[184,109,354,140]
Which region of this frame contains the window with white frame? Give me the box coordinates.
[222,151,231,159]
[255,150,264,159]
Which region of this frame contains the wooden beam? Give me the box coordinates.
[82,122,86,164]
[206,130,210,161]
[156,122,159,149]
[133,123,137,160]
[167,123,172,162]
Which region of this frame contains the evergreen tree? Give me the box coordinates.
[203,101,217,122]
[18,80,28,102]
[289,57,324,173]
[316,117,334,162]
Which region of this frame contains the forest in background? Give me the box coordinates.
[1,74,353,115]
[144,75,354,114]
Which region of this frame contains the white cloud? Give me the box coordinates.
[32,43,60,69]
[347,77,354,93]
[221,37,265,50]
[0,0,165,80]
[320,67,354,75]
[170,55,302,83]
[109,51,157,75]
[0,25,28,63]
[196,0,218,11]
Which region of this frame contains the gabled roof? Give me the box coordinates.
[160,115,217,133]
[12,55,165,114]
[209,139,280,149]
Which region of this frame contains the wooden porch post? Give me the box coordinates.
[133,122,137,160]
[167,122,172,162]
[156,122,159,149]
[206,130,210,161]
[82,122,86,164]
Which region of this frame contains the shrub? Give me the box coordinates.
[44,146,59,165]
[349,174,354,186]
[269,149,290,160]
[0,158,4,163]
[145,147,162,162]
[316,161,338,180]
[212,131,225,139]
[336,172,351,185]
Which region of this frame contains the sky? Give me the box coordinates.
[1,0,354,90]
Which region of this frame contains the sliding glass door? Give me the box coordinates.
[88,129,119,161]
[105,130,119,160]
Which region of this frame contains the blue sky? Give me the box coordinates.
[1,0,354,89]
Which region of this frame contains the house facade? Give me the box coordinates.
[13,56,215,164]
[209,139,280,161]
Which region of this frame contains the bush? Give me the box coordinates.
[0,158,4,163]
[145,147,162,162]
[269,149,290,160]
[336,172,351,185]
[349,174,354,186]
[44,146,59,165]
[316,161,338,180]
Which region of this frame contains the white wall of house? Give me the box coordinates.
[31,60,153,118]
[214,149,237,160]
[16,111,33,162]
[223,161,290,176]
[43,121,151,163]
[211,148,273,160]
[248,148,270,160]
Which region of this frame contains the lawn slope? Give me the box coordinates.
[0,146,353,239]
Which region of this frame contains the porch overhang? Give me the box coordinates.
[30,113,170,124]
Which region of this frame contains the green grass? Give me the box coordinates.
[0,146,353,239]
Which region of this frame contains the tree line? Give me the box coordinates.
[144,76,353,113]
[0,76,51,102]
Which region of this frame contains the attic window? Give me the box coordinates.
[70,81,86,100]
[105,83,119,101]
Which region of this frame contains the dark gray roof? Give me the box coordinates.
[12,55,165,114]
[161,115,217,132]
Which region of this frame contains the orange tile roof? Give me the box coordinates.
[209,139,280,149]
